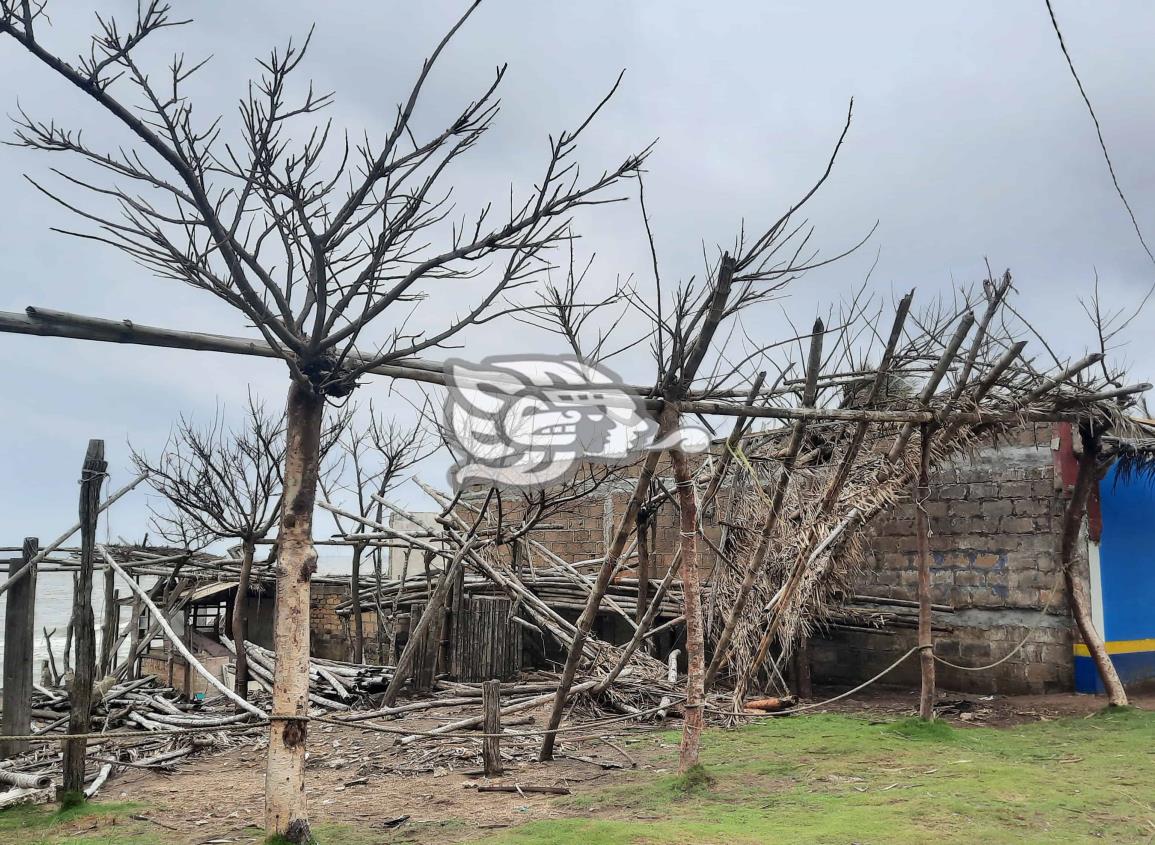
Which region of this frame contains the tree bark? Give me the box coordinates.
[265,380,325,843]
[349,543,364,664]
[232,539,256,704]
[1062,435,1128,707]
[669,446,705,773]
[63,440,105,801]
[914,424,936,720]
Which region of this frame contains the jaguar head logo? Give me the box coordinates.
[443,355,707,490]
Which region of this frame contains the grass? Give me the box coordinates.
[0,802,153,845]
[3,708,1152,844]
[478,707,1155,845]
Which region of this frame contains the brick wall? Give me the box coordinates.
[310,582,352,661]
[810,424,1075,695]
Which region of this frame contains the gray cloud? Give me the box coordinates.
[1,1,1152,544]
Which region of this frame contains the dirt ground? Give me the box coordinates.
[106,687,1155,844]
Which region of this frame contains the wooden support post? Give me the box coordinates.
[482,679,502,777]
[99,564,116,676]
[793,636,813,699]
[1,537,39,758]
[63,439,105,801]
[914,424,935,721]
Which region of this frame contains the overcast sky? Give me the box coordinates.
[1,1,1152,549]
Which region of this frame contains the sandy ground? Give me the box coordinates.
[102,688,1155,844]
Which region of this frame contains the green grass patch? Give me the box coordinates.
[480,709,1155,845]
[0,801,155,845]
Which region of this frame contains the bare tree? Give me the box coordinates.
[322,408,431,663]
[133,398,285,705]
[0,2,646,834]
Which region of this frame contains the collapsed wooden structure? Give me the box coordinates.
[2,276,1154,801]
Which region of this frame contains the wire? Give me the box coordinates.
[1044,0,1155,266]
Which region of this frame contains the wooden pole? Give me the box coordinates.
[62,440,105,802]
[99,566,117,676]
[1,537,39,758]
[914,424,935,720]
[669,443,705,773]
[0,309,1133,425]
[482,679,503,777]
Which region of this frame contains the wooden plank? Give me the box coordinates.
[1,538,39,758]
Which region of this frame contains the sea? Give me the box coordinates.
[0,553,354,673]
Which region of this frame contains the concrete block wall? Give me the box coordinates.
[811,424,1076,695]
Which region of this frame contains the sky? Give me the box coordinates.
[0,1,1152,551]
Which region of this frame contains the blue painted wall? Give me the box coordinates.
[1075,464,1155,692]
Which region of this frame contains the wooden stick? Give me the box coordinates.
[914,425,935,720]
[100,548,266,718]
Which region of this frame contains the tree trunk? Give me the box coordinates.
[349,543,364,664]
[63,440,105,802]
[669,446,705,773]
[265,380,325,843]
[914,424,935,720]
[232,539,256,704]
[1062,436,1128,707]
[538,447,663,761]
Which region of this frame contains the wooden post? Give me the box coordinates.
[99,564,117,676]
[1,537,39,758]
[914,425,936,721]
[793,636,813,699]
[63,439,106,801]
[482,679,502,777]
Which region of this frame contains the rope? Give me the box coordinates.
[931,568,1065,672]
[730,645,921,718]
[725,440,773,506]
[0,722,263,743]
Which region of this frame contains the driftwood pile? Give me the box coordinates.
[0,674,264,808]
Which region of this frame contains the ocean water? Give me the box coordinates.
[0,553,355,672]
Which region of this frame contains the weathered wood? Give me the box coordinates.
[63,440,105,800]
[914,425,936,720]
[1062,430,1128,707]
[0,309,1133,424]
[705,318,824,689]
[482,679,502,777]
[451,597,522,682]
[98,567,117,676]
[101,548,265,718]
[382,538,476,705]
[1,537,39,758]
[669,442,704,774]
[0,769,52,790]
[477,785,569,795]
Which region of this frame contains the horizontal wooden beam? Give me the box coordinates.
[0,307,1145,425]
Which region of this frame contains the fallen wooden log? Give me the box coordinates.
[476,785,570,795]
[0,769,53,790]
